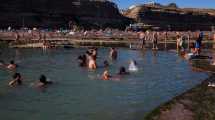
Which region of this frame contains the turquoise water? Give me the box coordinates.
[0,48,207,120]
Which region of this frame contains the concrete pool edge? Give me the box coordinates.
[144,74,215,120]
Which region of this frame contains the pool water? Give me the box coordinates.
[0,48,207,120]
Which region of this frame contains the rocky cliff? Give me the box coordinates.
[124,3,215,31]
[0,0,130,29]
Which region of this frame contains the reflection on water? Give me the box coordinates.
[0,48,207,120]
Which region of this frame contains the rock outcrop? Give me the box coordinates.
[0,0,130,29]
[124,3,215,30]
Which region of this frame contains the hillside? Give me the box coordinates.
[123,3,215,30]
[0,0,130,29]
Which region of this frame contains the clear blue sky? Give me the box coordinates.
[113,0,215,9]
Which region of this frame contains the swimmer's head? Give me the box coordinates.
[103,70,109,76]
[119,66,126,75]
[10,60,14,64]
[13,73,21,79]
[13,73,22,84]
[39,74,47,84]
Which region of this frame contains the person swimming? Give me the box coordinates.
[36,75,53,87]
[7,60,17,69]
[118,66,129,75]
[102,70,111,80]
[88,55,97,69]
[128,60,138,72]
[9,73,22,86]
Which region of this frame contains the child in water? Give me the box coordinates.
[9,73,22,86]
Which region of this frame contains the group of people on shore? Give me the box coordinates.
[78,47,138,80]
[0,60,53,88]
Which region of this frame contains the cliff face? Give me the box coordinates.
[124,4,215,30]
[0,0,130,29]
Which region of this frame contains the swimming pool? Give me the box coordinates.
[0,48,207,120]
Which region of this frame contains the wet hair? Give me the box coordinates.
[13,73,22,85]
[119,66,127,75]
[86,51,92,56]
[39,74,52,85]
[10,60,14,64]
[104,60,109,67]
[39,75,47,84]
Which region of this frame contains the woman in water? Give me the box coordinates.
[9,73,22,86]
[102,70,111,80]
[128,60,138,72]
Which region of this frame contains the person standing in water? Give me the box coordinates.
[88,55,97,69]
[195,32,203,55]
[9,73,22,86]
[152,32,158,50]
[109,47,118,60]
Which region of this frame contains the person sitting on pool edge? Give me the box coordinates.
[7,60,17,70]
[36,75,53,87]
[9,73,22,86]
[118,66,129,75]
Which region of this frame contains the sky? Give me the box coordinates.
[113,0,215,9]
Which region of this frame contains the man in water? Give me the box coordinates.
[35,75,53,87]
[109,48,118,60]
[9,73,22,86]
[118,66,129,75]
[7,60,17,70]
